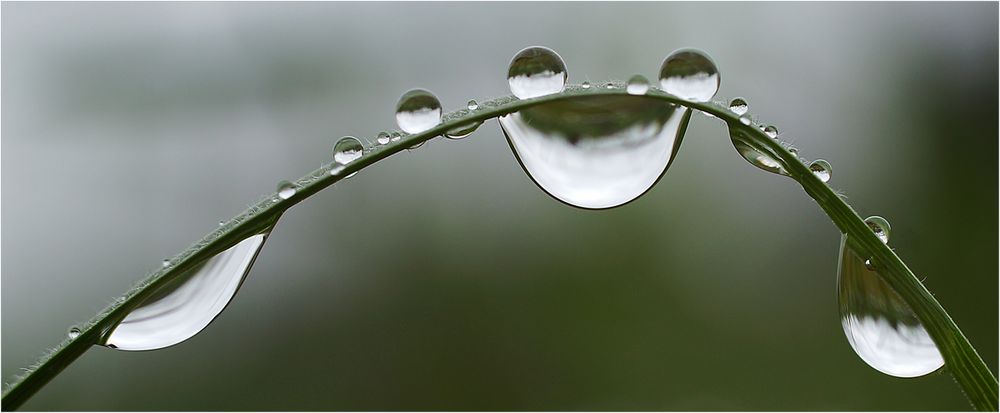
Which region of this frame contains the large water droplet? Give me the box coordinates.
[444,121,483,140]
[626,75,650,95]
[729,127,788,176]
[507,46,567,99]
[499,95,688,209]
[659,49,720,102]
[809,159,832,183]
[865,216,891,244]
[729,98,748,115]
[837,235,943,377]
[276,181,296,200]
[104,231,272,351]
[332,136,364,165]
[395,89,442,134]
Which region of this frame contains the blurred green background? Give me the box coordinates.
[2,2,996,410]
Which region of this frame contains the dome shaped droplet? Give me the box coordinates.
[444,121,483,140]
[467,100,479,111]
[626,75,650,95]
[729,98,748,115]
[507,46,567,99]
[659,49,720,102]
[332,136,364,165]
[763,125,778,139]
[68,327,81,339]
[276,181,297,200]
[581,81,591,89]
[809,159,832,183]
[395,89,442,134]
[864,216,891,244]
[376,132,391,145]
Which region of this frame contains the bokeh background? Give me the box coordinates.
[2,2,997,410]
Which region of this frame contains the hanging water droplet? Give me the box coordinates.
[864,216,891,244]
[276,181,296,200]
[467,100,479,111]
[626,75,650,95]
[729,127,789,176]
[581,81,591,89]
[104,230,273,351]
[659,48,720,102]
[507,46,567,99]
[332,136,364,165]
[739,116,751,126]
[395,89,442,134]
[728,98,748,115]
[444,120,483,140]
[837,235,943,377]
[376,132,391,145]
[68,327,81,339]
[763,125,778,139]
[809,159,832,182]
[499,95,689,209]
[162,260,171,268]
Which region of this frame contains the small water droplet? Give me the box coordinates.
[395,89,442,134]
[444,120,483,140]
[507,46,567,99]
[605,82,615,89]
[764,125,778,139]
[864,216,891,244]
[739,116,751,125]
[376,132,391,145]
[864,258,877,271]
[218,221,225,227]
[728,98,748,115]
[390,132,402,142]
[659,48,720,102]
[68,327,81,339]
[276,181,296,200]
[626,75,650,95]
[581,81,591,89]
[162,260,171,268]
[467,100,479,111]
[332,136,364,165]
[809,159,832,183]
[788,147,798,157]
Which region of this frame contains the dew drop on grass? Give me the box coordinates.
[332,136,364,165]
[739,116,751,125]
[763,125,778,139]
[809,159,832,182]
[161,260,171,268]
[729,127,789,176]
[390,132,401,142]
[444,121,483,140]
[376,132,391,145]
[68,327,81,339]
[864,216,891,244]
[659,48,720,102]
[467,100,479,111]
[507,46,567,99]
[499,94,689,209]
[626,75,650,95]
[837,234,943,378]
[581,81,591,89]
[103,230,273,351]
[276,181,297,200]
[395,89,442,134]
[788,147,798,157]
[729,98,748,115]
[605,82,615,89]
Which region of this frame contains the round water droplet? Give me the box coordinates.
[332,136,364,165]
[162,260,171,268]
[581,81,591,89]
[68,327,81,339]
[739,116,751,125]
[276,181,296,200]
[626,75,650,95]
[507,46,567,99]
[864,216,891,244]
[764,125,778,139]
[390,132,402,142]
[467,100,479,111]
[395,89,442,134]
[444,120,483,140]
[809,159,832,183]
[659,48,720,102]
[729,98,748,115]
[376,132,391,145]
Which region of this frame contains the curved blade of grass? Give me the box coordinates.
[3,84,996,410]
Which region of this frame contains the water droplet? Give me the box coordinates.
[390,132,402,142]
[864,258,877,271]
[658,48,720,102]
[809,159,832,183]
[626,75,650,95]
[444,121,483,140]
[161,260,171,268]
[788,147,798,157]
[68,327,81,339]
[507,46,567,99]
[218,221,225,227]
[395,89,442,134]
[739,116,751,126]
[864,216,891,244]
[467,100,479,111]
[605,82,615,89]
[837,235,943,377]
[104,231,273,351]
[499,95,688,209]
[728,98,748,115]
[729,127,789,176]
[332,136,364,165]
[581,81,591,89]
[764,125,778,139]
[376,132,391,145]
[276,181,296,200]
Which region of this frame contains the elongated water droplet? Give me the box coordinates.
[659,49,720,102]
[376,132,391,145]
[809,159,832,182]
[837,235,943,377]
[507,46,567,99]
[626,75,650,95]
[395,89,442,134]
[499,95,688,209]
[444,120,483,140]
[763,125,778,139]
[332,136,364,165]
[104,231,272,350]
[864,216,891,244]
[729,127,789,176]
[276,181,296,200]
[729,98,748,115]
[467,100,479,111]
[581,81,591,89]
[68,327,81,339]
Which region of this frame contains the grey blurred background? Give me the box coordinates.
[2,2,996,410]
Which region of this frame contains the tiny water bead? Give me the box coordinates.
[739,116,751,125]
[376,132,391,145]
[864,216,891,244]
[581,81,591,89]
[788,147,798,157]
[809,159,832,183]
[605,82,615,89]
[728,97,749,115]
[276,181,297,200]
[626,75,650,95]
[161,260,171,268]
[467,100,479,111]
[68,327,81,339]
[659,48,720,102]
[390,132,401,142]
[507,46,567,99]
[763,125,778,139]
[332,136,364,165]
[444,120,483,140]
[395,89,442,134]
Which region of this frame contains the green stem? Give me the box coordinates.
[3,84,995,410]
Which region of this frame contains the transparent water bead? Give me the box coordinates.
[376,132,391,145]
[499,95,689,209]
[729,127,788,176]
[809,159,832,183]
[739,116,751,125]
[467,100,479,111]
[864,216,891,244]
[837,235,944,377]
[659,48,720,102]
[626,75,650,95]
[68,327,81,339]
[390,132,401,142]
[332,136,364,165]
[444,121,483,140]
[763,125,778,139]
[104,231,272,351]
[507,46,567,99]
[581,81,591,89]
[728,98,749,115]
[605,82,615,89]
[276,181,296,200]
[395,89,442,134]
[161,260,171,268]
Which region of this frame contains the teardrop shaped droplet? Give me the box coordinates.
[444,120,483,140]
[626,75,650,95]
[332,136,364,165]
[376,132,391,145]
[68,327,81,339]
[499,95,689,209]
[467,100,479,111]
[837,235,944,378]
[276,181,296,200]
[864,216,891,244]
[729,98,748,115]
[395,89,442,134]
[103,230,273,351]
[507,46,567,99]
[659,48,720,102]
[809,159,832,183]
[729,127,788,176]
[763,125,778,139]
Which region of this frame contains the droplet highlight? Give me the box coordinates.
[507,46,567,99]
[395,89,442,134]
[659,48,720,102]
